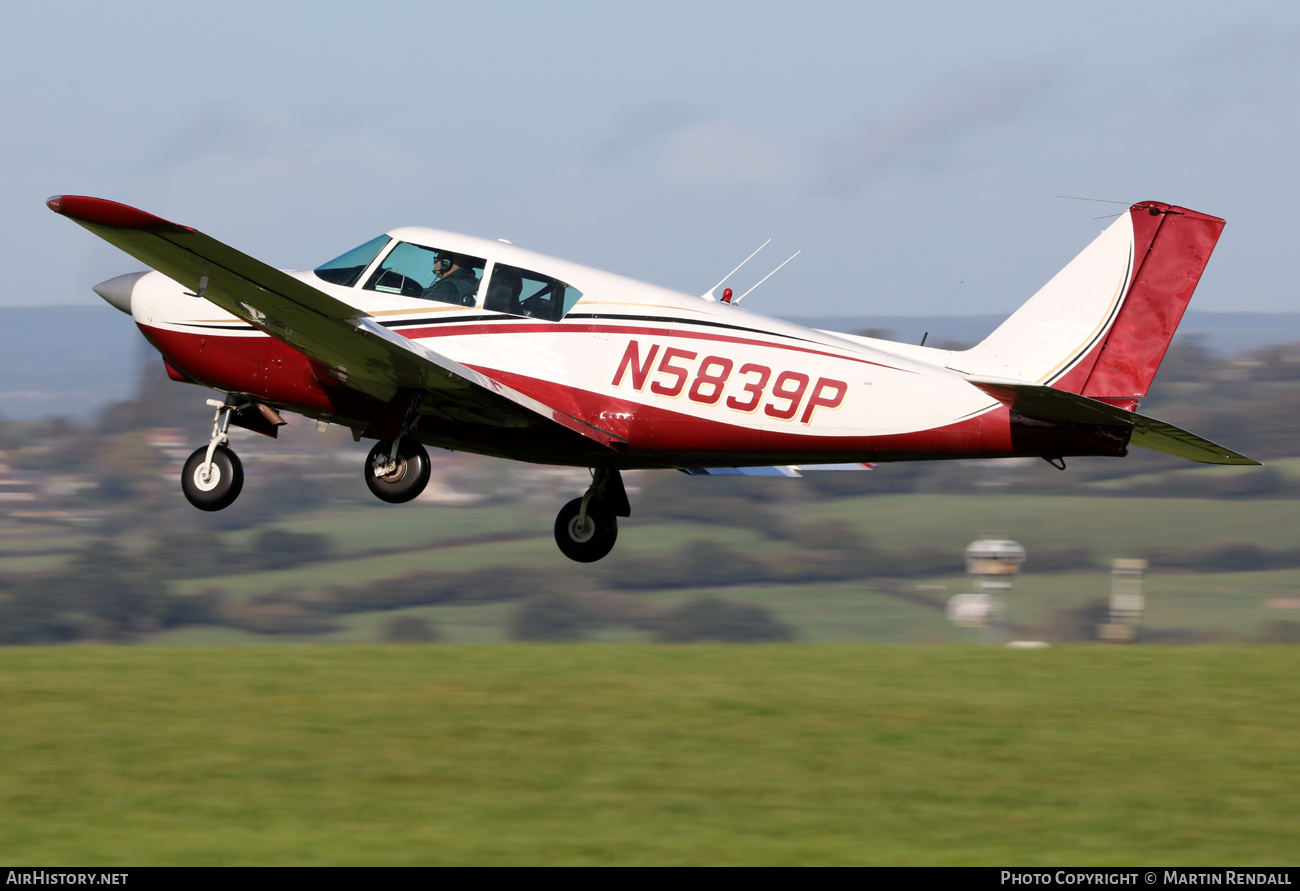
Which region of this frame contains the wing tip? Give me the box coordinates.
[46,195,193,233]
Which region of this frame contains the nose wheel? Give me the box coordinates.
[181,398,247,511]
[182,445,244,511]
[553,468,630,562]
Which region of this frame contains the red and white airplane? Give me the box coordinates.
[49,195,1254,561]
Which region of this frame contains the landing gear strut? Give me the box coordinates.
[181,398,246,511]
[554,468,630,563]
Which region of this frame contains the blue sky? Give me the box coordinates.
[10,0,1300,319]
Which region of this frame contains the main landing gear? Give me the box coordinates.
[362,396,430,504]
[181,398,246,511]
[554,468,631,563]
[365,438,431,503]
[177,394,630,562]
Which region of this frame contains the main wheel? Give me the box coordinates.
[365,439,431,504]
[181,445,244,511]
[554,497,618,563]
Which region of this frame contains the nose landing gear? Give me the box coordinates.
[554,468,630,563]
[181,398,246,511]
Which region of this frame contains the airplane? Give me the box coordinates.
[48,195,1256,562]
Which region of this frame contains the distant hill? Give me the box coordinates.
[4,306,1300,421]
[0,306,143,420]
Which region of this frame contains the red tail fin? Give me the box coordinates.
[1075,202,1225,403]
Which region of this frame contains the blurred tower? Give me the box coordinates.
[946,537,1026,641]
[1098,558,1147,643]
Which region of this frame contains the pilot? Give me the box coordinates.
[422,252,478,306]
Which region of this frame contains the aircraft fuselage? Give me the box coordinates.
[116,239,1127,469]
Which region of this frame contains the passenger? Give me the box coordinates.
[422,253,478,306]
[485,265,523,314]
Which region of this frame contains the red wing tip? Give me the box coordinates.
[46,194,192,232]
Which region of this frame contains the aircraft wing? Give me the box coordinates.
[48,196,625,448]
[967,378,1258,465]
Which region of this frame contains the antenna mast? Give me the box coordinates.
[731,251,801,304]
[702,239,770,302]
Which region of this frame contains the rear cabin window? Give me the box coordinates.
[313,235,391,286]
[363,242,486,307]
[483,263,582,321]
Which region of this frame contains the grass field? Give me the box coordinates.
[144,494,1300,645]
[810,494,1300,554]
[1,645,1297,865]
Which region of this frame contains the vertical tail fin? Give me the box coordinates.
[959,202,1225,407]
[1076,203,1225,401]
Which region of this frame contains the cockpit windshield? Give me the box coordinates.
[313,235,391,286]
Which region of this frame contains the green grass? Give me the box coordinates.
[812,494,1300,554]
[0,645,1297,865]
[0,552,74,574]
[174,539,555,597]
[310,580,952,645]
[330,602,520,644]
[175,521,772,598]
[9,493,1299,645]
[152,494,1300,644]
[227,503,540,556]
[621,579,954,643]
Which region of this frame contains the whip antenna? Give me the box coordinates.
[733,251,800,304]
[1054,195,1130,205]
[920,281,962,347]
[703,238,770,301]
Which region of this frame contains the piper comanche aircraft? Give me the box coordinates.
[49,195,1255,562]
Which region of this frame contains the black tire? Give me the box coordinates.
[365,439,431,504]
[181,445,244,511]
[554,497,618,563]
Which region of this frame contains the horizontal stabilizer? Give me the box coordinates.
[682,466,802,477]
[968,378,1258,466]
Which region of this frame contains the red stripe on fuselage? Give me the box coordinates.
[139,324,1127,465]
[473,366,1127,464]
[393,320,911,372]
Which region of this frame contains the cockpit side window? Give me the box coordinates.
[313,235,391,287]
[362,242,486,307]
[484,263,582,321]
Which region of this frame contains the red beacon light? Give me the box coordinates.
[721,287,733,304]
